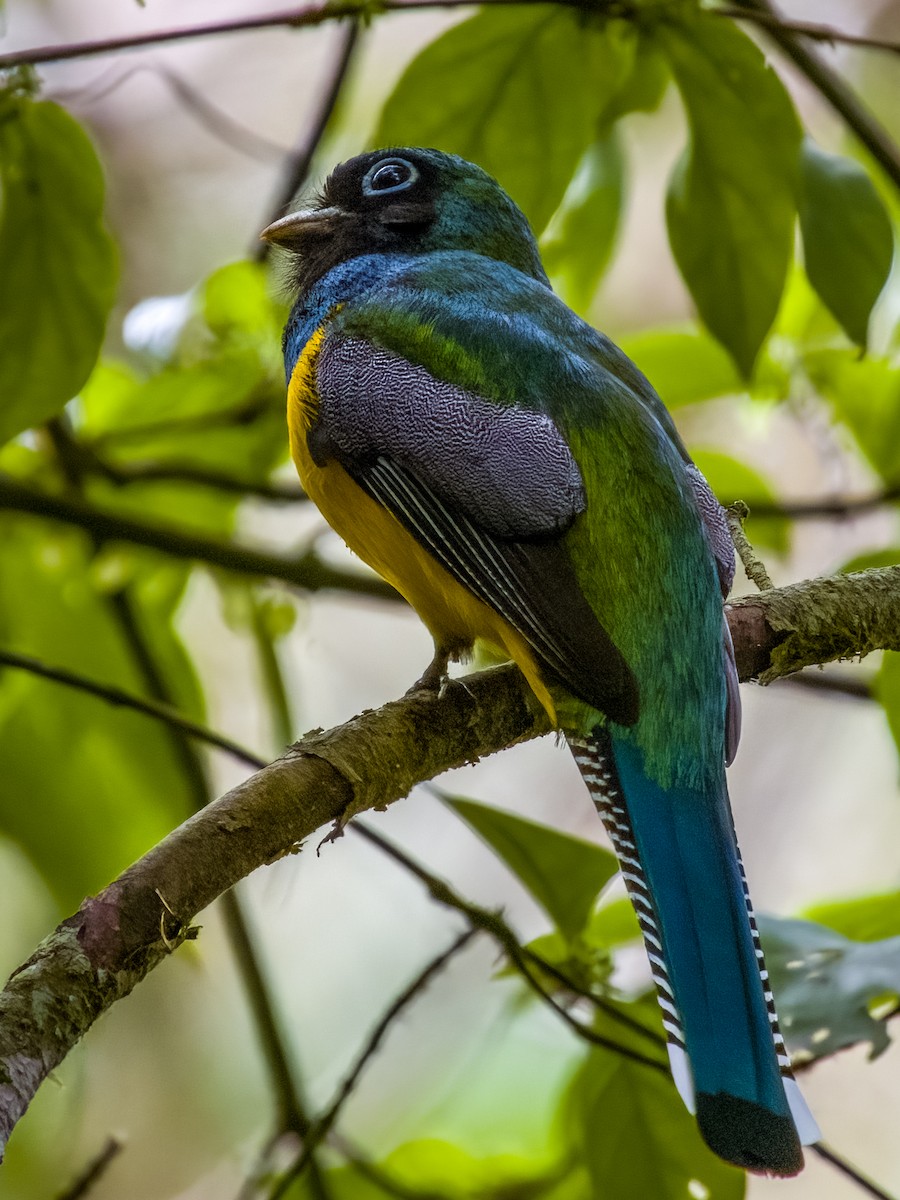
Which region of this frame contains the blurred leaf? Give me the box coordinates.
[587,896,641,947]
[799,139,894,348]
[876,650,900,763]
[619,328,743,408]
[376,8,635,231]
[512,929,615,999]
[565,1049,745,1199]
[542,130,625,313]
[202,261,287,380]
[805,348,900,481]
[446,797,618,939]
[690,450,788,553]
[659,13,801,377]
[758,914,900,1063]
[308,1140,578,1200]
[773,264,845,348]
[840,548,900,573]
[805,891,900,943]
[603,34,669,121]
[69,259,291,537]
[386,1139,566,1198]
[0,97,117,444]
[78,353,284,531]
[0,521,195,906]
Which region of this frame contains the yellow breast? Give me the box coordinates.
[287,324,556,720]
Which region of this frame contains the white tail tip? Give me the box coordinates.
[784,1077,821,1145]
[668,1043,696,1114]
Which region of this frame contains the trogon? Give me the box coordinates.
[261,147,819,1175]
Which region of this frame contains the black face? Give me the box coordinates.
[322,151,437,223]
[280,150,440,296]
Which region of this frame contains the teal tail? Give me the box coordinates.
[569,731,819,1176]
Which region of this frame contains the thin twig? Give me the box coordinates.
[85,392,278,448]
[0,0,507,70]
[730,0,900,194]
[0,473,397,602]
[350,821,669,1070]
[0,648,267,770]
[87,455,308,503]
[274,929,478,1197]
[55,1136,124,1200]
[749,484,900,520]
[717,5,900,56]
[3,0,900,71]
[726,501,774,591]
[53,63,290,161]
[255,20,361,261]
[812,1143,898,1200]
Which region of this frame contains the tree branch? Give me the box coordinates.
[2,566,899,1156]
[82,455,309,504]
[726,566,900,681]
[277,929,478,1195]
[2,0,899,72]
[255,20,362,262]
[747,485,900,520]
[0,473,396,602]
[730,0,900,193]
[717,6,900,57]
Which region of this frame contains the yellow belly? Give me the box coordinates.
[288,327,556,720]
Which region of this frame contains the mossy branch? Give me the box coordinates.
[1,565,899,1157]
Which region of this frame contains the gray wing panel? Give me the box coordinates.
[685,464,735,599]
[317,336,586,539]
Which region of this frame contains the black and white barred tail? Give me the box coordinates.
[568,731,819,1175]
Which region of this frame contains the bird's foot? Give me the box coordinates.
[407,646,452,696]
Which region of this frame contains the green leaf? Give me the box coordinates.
[804,891,900,943]
[690,450,788,553]
[541,130,625,313]
[805,348,900,482]
[0,98,117,444]
[618,328,744,408]
[876,649,900,763]
[0,522,195,906]
[375,8,635,232]
[203,259,286,351]
[566,1050,745,1200]
[758,914,900,1063]
[587,896,640,947]
[799,139,894,348]
[446,797,618,939]
[659,13,802,377]
[603,34,669,121]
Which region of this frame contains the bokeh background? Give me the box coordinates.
[2,1,900,1197]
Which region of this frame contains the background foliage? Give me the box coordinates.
[2,1,900,1198]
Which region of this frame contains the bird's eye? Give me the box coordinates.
[362,158,419,197]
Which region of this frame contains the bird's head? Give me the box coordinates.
[261,148,547,295]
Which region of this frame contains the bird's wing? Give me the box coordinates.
[313,334,639,724]
[684,464,741,763]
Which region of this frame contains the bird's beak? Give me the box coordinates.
[259,206,348,247]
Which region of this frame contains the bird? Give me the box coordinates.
[261,147,819,1175]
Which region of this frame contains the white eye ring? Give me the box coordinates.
[362,158,419,197]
